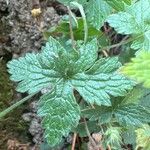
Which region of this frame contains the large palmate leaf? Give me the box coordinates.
[38,81,80,146]
[121,52,150,88]
[107,0,150,51]
[7,37,134,146]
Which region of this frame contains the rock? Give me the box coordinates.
[22,101,43,144]
[22,113,33,122]
[28,116,43,144]
[0,0,8,11]
[1,0,61,56]
[29,101,39,113]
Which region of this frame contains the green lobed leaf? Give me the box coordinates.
[83,99,150,126]
[115,104,150,126]
[7,53,59,94]
[104,0,132,11]
[121,52,150,88]
[122,128,136,146]
[82,106,112,124]
[107,0,150,51]
[75,38,98,71]
[85,0,112,29]
[119,85,145,105]
[139,88,150,108]
[7,37,99,94]
[7,37,67,93]
[72,57,135,106]
[38,81,80,146]
[107,12,139,34]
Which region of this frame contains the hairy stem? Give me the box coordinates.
[71,133,77,150]
[71,2,88,43]
[100,34,143,51]
[84,118,99,150]
[107,145,112,150]
[101,37,133,50]
[67,6,76,49]
[102,50,109,57]
[0,92,38,119]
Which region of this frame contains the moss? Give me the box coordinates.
[0,60,30,149]
[0,60,13,109]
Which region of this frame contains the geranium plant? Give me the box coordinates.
[1,0,150,149]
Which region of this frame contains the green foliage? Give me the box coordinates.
[43,18,100,41]
[83,102,150,127]
[107,0,150,51]
[58,0,87,5]
[4,0,150,148]
[121,52,150,88]
[71,57,135,106]
[104,127,122,149]
[122,127,136,146]
[120,85,144,104]
[83,86,150,126]
[104,0,132,11]
[38,81,80,146]
[7,37,134,145]
[139,88,150,108]
[115,104,150,126]
[85,0,112,29]
[58,0,112,30]
[136,124,150,150]
[74,121,100,137]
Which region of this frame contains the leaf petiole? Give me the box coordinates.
[67,6,76,49]
[71,2,88,43]
[100,34,143,51]
[0,92,38,119]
